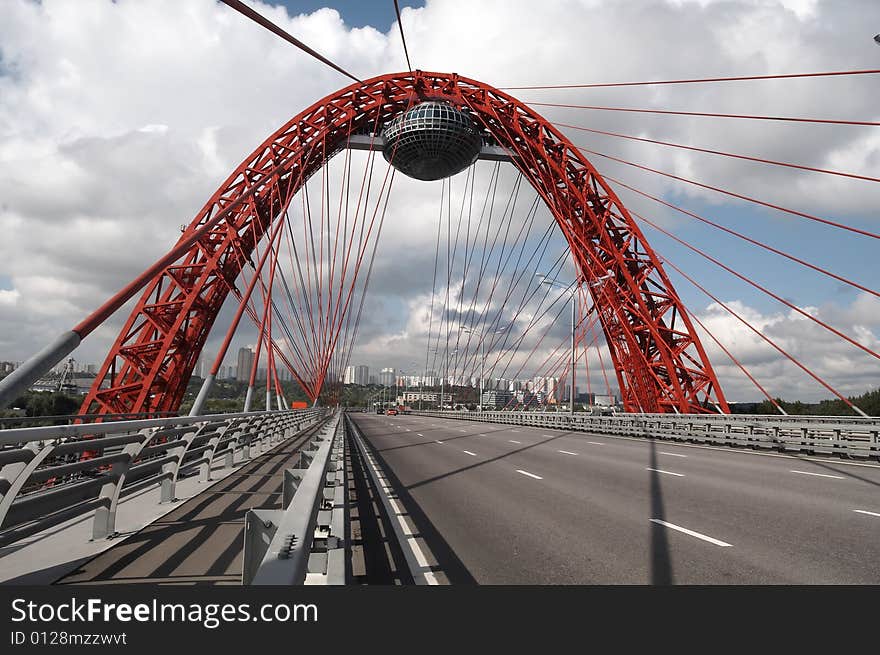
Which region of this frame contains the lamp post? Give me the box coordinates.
[536,274,581,418]
[460,325,508,412]
[440,348,457,411]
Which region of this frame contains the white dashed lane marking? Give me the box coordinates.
[790,470,845,480]
[650,520,732,547]
[646,467,684,477]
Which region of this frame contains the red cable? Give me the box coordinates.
[502,69,880,90]
[526,101,880,127]
[662,256,868,417]
[555,122,879,184]
[578,146,880,240]
[687,310,785,415]
[635,210,880,363]
[605,175,880,299]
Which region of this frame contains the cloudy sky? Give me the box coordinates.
[0,0,878,404]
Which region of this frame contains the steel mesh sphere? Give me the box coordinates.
[381,101,483,181]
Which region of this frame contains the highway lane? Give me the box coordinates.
[350,413,880,584]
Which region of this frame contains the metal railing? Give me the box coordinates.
[0,408,325,547]
[243,412,346,585]
[413,410,880,459]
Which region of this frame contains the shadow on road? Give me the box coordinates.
[648,438,673,585]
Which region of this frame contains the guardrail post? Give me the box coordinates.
[282,467,305,508]
[160,426,198,503]
[0,443,54,530]
[241,508,282,585]
[92,433,149,540]
[200,424,227,483]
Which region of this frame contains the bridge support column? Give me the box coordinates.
[244,385,255,412]
[0,330,80,410]
[189,373,215,416]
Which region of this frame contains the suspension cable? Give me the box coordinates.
[662,256,869,417]
[604,174,879,299]
[577,146,880,240]
[392,0,413,72]
[524,100,880,127]
[554,122,879,184]
[219,0,361,83]
[501,68,880,90]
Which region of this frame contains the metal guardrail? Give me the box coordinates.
[0,411,178,429]
[243,412,346,585]
[412,411,880,459]
[0,409,325,547]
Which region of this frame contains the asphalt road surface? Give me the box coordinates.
[350,413,880,584]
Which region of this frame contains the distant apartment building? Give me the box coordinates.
[195,353,212,378]
[236,347,254,382]
[482,389,513,408]
[379,367,396,386]
[397,391,451,405]
[344,365,370,385]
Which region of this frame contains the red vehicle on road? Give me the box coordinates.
[385,408,398,416]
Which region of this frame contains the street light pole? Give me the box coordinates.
[569,290,575,419]
[440,354,445,412]
[460,325,507,413]
[537,274,581,418]
[479,337,484,412]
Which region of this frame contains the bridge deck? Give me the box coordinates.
[55,431,315,586]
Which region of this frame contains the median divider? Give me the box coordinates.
[243,412,346,585]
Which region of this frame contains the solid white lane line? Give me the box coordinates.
[587,441,605,446]
[660,452,688,458]
[790,470,845,480]
[558,450,579,456]
[355,433,439,585]
[463,450,477,457]
[508,440,521,444]
[646,467,684,477]
[516,470,543,480]
[852,509,880,518]
[542,434,556,438]
[649,519,732,547]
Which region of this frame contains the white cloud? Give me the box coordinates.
[0,289,20,307]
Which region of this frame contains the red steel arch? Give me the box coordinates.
[80,71,729,416]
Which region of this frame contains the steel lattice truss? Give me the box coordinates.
[80,71,729,417]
